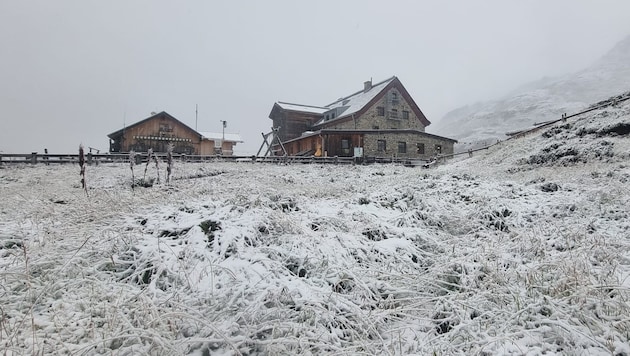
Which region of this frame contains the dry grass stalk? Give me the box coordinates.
[129,150,136,190]
[79,145,88,196]
[143,148,153,181]
[166,143,173,183]
[153,153,161,184]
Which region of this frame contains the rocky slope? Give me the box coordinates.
[431,35,630,148]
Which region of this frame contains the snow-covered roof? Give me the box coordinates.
[274,77,397,126]
[322,76,396,121]
[198,131,243,142]
[276,102,329,114]
[273,76,431,128]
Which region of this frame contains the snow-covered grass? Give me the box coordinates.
[1,100,630,355]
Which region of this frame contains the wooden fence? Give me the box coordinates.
[0,152,429,167]
[436,91,630,161]
[504,92,630,139]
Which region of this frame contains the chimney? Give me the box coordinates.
[363,80,372,92]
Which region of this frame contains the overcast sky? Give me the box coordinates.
[1,1,629,154]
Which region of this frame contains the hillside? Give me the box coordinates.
[431,35,630,147]
[1,96,629,355]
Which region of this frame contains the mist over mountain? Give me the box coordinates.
[431,35,630,147]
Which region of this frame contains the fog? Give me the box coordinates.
[1,0,629,154]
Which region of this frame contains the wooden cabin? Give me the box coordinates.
[107,111,242,155]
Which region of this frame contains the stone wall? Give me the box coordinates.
[363,132,454,159]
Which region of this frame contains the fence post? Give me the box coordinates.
[31,152,38,164]
[87,152,93,165]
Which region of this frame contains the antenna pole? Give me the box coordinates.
[122,109,126,151]
[220,120,226,143]
[195,104,198,131]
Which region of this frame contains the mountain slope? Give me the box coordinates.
[431,35,630,146]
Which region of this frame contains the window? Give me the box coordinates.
[341,138,351,154]
[391,92,399,104]
[377,140,386,152]
[377,106,385,116]
[398,141,407,154]
[390,109,398,119]
[402,110,410,119]
[435,144,442,155]
[417,143,425,154]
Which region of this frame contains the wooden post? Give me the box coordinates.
[31,152,38,164]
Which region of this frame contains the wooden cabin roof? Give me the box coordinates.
[107,111,202,140]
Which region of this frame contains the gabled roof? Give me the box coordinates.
[271,76,431,128]
[315,76,431,127]
[198,132,243,143]
[107,111,202,139]
[320,76,397,123]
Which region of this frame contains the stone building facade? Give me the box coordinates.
[318,88,426,132]
[362,131,453,159]
[269,76,456,159]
